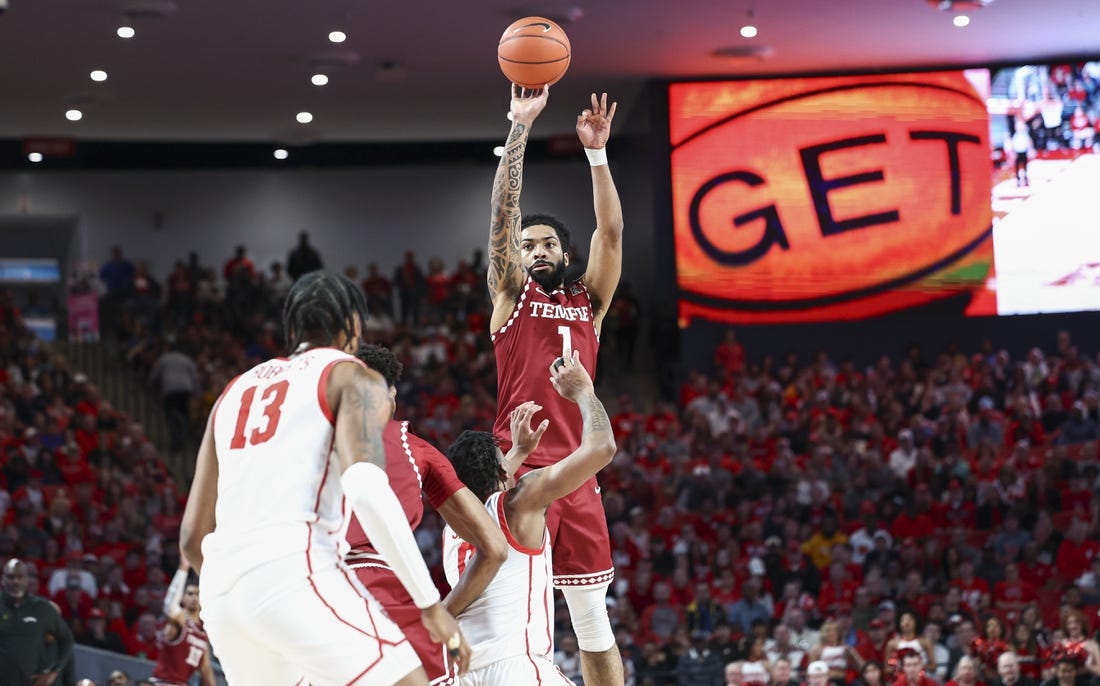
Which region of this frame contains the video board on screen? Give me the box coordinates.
[668,62,1100,324]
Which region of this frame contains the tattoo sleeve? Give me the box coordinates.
[487,122,528,297]
[577,391,611,437]
[348,380,388,469]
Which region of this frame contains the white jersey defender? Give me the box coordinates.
[443,492,573,685]
[199,347,420,686]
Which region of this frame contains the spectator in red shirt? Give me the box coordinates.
[893,650,938,686]
[55,578,94,623]
[56,445,94,487]
[361,262,394,316]
[993,562,1037,618]
[1004,627,1043,685]
[892,500,934,541]
[714,329,745,377]
[126,612,159,660]
[1055,519,1100,581]
[1018,540,1054,589]
[98,564,132,607]
[857,619,890,665]
[972,616,1009,681]
[221,245,255,283]
[819,560,859,613]
[935,479,977,529]
[951,561,990,611]
[896,569,935,619]
[624,561,655,615]
[73,414,98,458]
[611,395,642,442]
[424,258,450,323]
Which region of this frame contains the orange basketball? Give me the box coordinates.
[498,17,571,89]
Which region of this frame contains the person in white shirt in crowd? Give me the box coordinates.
[47,551,98,598]
[924,621,951,682]
[849,502,891,565]
[149,339,201,453]
[888,429,918,480]
[807,660,831,686]
[766,624,807,679]
[784,606,820,652]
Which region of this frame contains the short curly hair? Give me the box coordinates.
[522,213,572,255]
[355,344,404,388]
[445,431,505,502]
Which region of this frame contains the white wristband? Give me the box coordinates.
[163,568,189,616]
[341,462,441,610]
[584,147,608,167]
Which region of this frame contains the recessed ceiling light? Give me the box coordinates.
[65,109,83,122]
[296,111,313,124]
[493,146,504,157]
[740,25,758,38]
[953,14,970,26]
[28,153,43,163]
[328,31,347,43]
[311,74,329,87]
[90,70,109,82]
[273,149,289,160]
[117,25,135,39]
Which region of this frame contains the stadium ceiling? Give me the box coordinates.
[0,0,1096,143]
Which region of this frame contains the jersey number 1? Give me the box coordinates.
[230,380,289,449]
[185,644,204,667]
[557,325,572,357]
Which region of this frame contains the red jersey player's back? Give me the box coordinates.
[492,275,599,467]
[345,419,465,558]
[151,619,209,685]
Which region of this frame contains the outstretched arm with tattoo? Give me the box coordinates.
[506,352,617,544]
[488,84,550,331]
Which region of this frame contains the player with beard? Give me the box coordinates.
[486,84,624,685]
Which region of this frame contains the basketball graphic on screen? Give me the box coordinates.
[667,72,994,325]
[498,17,571,89]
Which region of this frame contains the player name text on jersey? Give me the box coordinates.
[528,301,590,322]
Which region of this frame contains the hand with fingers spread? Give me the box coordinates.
[510,401,549,455]
[509,83,550,125]
[549,350,594,402]
[576,92,617,149]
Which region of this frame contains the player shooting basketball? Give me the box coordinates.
[486,84,625,685]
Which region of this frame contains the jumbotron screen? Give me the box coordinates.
[668,63,1100,324]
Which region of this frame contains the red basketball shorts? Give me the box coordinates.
[518,468,615,589]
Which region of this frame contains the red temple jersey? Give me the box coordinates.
[345,419,465,554]
[492,276,600,467]
[151,619,209,684]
